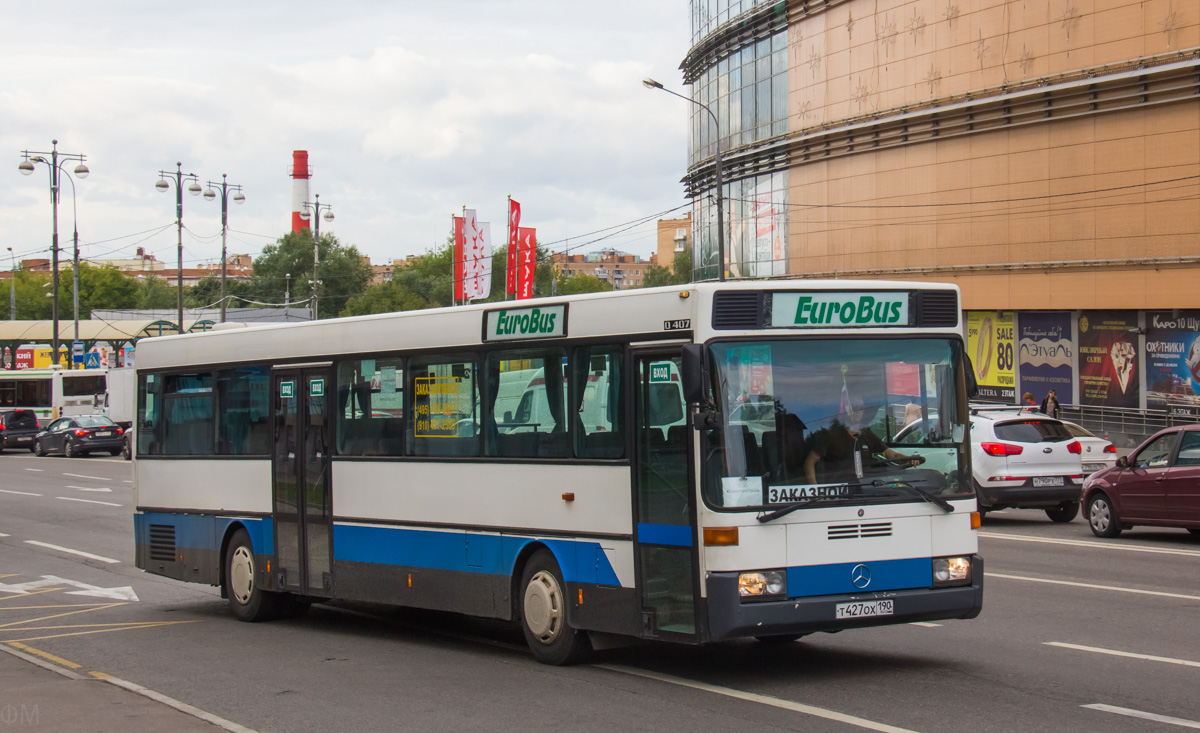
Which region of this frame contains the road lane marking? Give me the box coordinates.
[4,641,82,668]
[988,572,1200,600]
[56,497,122,507]
[0,588,65,602]
[0,602,125,630]
[0,533,9,537]
[909,622,942,627]
[22,541,119,564]
[0,576,138,601]
[599,664,921,733]
[0,489,42,497]
[61,473,109,481]
[4,621,196,643]
[980,532,1200,557]
[67,485,112,492]
[23,468,42,472]
[98,669,258,733]
[1047,642,1200,669]
[1083,704,1200,729]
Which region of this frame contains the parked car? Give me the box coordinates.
[1059,420,1117,476]
[970,406,1084,522]
[1082,425,1200,538]
[34,415,125,458]
[0,409,42,452]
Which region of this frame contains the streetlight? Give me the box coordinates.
[203,175,245,323]
[6,247,15,321]
[18,140,89,366]
[156,163,201,333]
[285,273,291,308]
[643,78,724,282]
[300,194,334,320]
[59,169,83,367]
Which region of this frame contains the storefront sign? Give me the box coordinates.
[966,311,1015,401]
[1078,311,1139,408]
[1145,310,1200,417]
[1018,313,1074,406]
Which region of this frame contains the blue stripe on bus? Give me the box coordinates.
[135,513,273,555]
[332,524,621,586]
[636,522,693,547]
[786,557,932,597]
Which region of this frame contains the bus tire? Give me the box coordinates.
[518,549,590,665]
[224,529,285,622]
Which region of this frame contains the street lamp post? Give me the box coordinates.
[300,194,334,320]
[643,78,725,282]
[156,163,201,333]
[285,273,291,308]
[59,171,83,367]
[18,140,89,366]
[203,175,245,323]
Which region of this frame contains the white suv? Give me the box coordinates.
[970,406,1085,522]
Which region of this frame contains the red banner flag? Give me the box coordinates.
[453,215,465,301]
[516,227,536,300]
[506,199,521,295]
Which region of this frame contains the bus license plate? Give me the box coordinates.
[835,600,893,619]
[1032,476,1064,487]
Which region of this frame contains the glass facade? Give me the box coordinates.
[690,0,776,45]
[686,4,790,281]
[693,170,788,281]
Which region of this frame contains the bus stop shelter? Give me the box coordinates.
[0,319,209,367]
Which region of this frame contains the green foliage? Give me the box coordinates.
[642,246,693,288]
[64,264,141,313]
[252,230,372,318]
[341,280,429,316]
[555,273,613,295]
[187,274,256,309]
[137,274,178,309]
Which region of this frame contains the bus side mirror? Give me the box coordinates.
[963,354,980,399]
[681,344,709,406]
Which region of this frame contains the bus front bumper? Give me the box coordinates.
[704,557,984,642]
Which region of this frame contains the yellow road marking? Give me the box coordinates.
[88,670,112,679]
[0,588,64,602]
[3,641,83,669]
[4,620,197,643]
[0,602,125,629]
[4,621,195,631]
[0,603,115,611]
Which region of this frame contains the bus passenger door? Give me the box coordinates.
[632,352,699,639]
[272,367,334,597]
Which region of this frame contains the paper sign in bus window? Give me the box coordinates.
[415,376,463,437]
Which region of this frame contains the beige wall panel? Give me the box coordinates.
[1094,269,1146,303]
[1009,213,1052,247]
[1145,101,1199,135]
[1093,5,1145,47]
[1144,269,1200,308]
[935,135,973,163]
[1048,209,1097,243]
[1009,149,1051,183]
[1146,200,1200,236]
[1095,137,1146,174]
[1008,123,1051,154]
[1145,130,1200,170]
[904,163,939,196]
[935,158,973,197]
[969,153,1010,186]
[1048,116,1096,148]
[1094,107,1145,142]
[1045,272,1097,309]
[1093,38,1148,66]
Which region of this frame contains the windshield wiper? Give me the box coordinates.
[871,479,954,513]
[756,483,866,523]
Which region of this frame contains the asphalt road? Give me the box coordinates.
[1,452,1197,733]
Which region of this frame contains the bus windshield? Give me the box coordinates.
[703,338,971,511]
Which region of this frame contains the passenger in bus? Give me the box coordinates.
[804,398,924,484]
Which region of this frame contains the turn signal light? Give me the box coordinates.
[703,527,739,546]
[970,511,981,529]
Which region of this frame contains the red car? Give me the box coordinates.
[1082,425,1200,538]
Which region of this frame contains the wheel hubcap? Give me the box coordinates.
[523,570,563,644]
[1091,501,1110,531]
[230,546,255,605]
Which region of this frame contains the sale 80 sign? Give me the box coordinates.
[966,311,1016,400]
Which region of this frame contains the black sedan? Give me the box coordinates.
[34,415,126,458]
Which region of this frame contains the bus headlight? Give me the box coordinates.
[739,570,786,600]
[932,556,972,587]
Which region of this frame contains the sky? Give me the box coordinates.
[1,1,694,275]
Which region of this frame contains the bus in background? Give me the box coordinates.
[0,368,108,426]
[132,282,982,664]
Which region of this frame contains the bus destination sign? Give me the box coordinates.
[485,305,566,341]
[771,292,909,328]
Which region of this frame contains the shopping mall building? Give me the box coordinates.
[680,0,1200,412]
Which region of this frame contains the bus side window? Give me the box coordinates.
[573,346,624,459]
[137,373,162,456]
[337,357,405,457]
[485,348,568,459]
[408,356,479,458]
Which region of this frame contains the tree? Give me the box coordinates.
[137,274,178,309]
[252,230,372,318]
[556,273,613,295]
[62,263,141,314]
[642,246,693,288]
[187,275,256,310]
[341,280,429,316]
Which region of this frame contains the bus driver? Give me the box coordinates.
[804,397,924,484]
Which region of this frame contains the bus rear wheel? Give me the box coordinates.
[519,549,590,665]
[224,529,287,622]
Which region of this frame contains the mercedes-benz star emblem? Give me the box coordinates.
[851,564,871,589]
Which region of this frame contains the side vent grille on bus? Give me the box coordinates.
[827,522,893,540]
[712,291,763,329]
[915,290,959,327]
[149,524,177,562]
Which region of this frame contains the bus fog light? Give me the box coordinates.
[739,570,785,599]
[932,556,971,587]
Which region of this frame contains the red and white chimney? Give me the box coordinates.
[291,150,311,232]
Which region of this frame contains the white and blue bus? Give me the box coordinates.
[133,281,982,664]
[0,367,108,425]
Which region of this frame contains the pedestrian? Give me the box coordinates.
[1040,389,1060,418]
[1022,392,1037,412]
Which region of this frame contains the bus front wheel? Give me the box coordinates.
[519,549,590,665]
[224,529,286,622]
